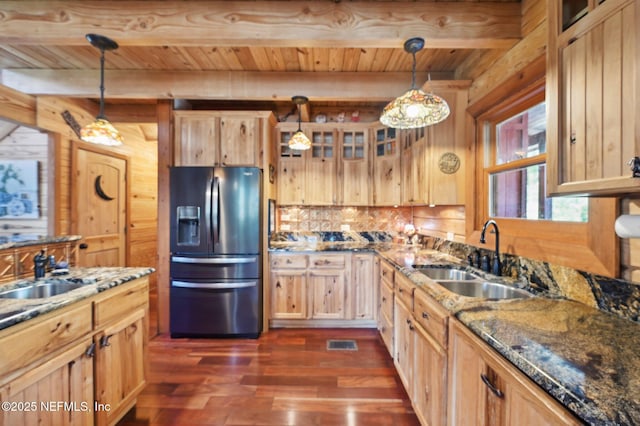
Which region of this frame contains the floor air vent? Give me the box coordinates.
[327,339,358,351]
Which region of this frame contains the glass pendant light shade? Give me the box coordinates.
[380,88,450,129]
[81,34,123,146]
[288,130,312,150]
[288,95,311,150]
[380,37,449,129]
[80,117,124,146]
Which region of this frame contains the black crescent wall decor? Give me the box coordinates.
[94,175,115,201]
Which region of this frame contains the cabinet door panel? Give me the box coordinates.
[95,310,146,426]
[270,270,307,319]
[352,253,375,320]
[220,116,258,166]
[0,340,94,426]
[393,297,413,392]
[414,322,447,426]
[174,113,219,166]
[309,270,346,319]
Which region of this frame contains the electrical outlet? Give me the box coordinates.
[281,224,291,231]
[341,224,350,231]
[447,232,454,240]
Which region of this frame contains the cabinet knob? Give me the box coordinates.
[570,133,577,144]
[99,335,112,348]
[422,312,429,320]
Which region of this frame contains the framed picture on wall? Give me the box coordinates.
[0,160,39,219]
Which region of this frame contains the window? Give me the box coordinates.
[483,93,587,222]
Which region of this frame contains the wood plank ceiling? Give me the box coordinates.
[0,0,522,121]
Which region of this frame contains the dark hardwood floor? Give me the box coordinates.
[118,328,420,425]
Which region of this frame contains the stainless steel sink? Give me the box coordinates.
[415,266,478,281]
[0,281,83,299]
[436,280,532,299]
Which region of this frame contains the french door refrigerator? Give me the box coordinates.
[169,166,262,338]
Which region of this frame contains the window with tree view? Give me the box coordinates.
[485,101,587,222]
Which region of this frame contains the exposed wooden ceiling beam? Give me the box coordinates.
[0,1,521,49]
[1,69,470,101]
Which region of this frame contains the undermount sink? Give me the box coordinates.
[415,265,477,281]
[436,280,532,300]
[0,281,83,299]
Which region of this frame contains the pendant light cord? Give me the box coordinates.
[98,47,106,119]
[410,51,417,90]
[296,104,302,132]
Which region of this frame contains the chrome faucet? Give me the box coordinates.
[480,219,501,276]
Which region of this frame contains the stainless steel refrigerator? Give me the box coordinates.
[169,166,262,338]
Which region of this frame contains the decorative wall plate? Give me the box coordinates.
[438,152,461,174]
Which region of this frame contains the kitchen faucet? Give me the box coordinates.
[480,219,501,276]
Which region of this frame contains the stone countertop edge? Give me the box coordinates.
[0,266,155,332]
[374,248,639,426]
[0,235,82,251]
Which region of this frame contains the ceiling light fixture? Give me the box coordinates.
[288,95,311,151]
[380,37,450,129]
[80,33,124,146]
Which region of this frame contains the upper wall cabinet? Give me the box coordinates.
[174,111,274,168]
[372,127,402,206]
[400,89,467,206]
[276,123,371,206]
[547,0,639,195]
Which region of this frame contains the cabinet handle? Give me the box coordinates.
[406,318,411,324]
[382,296,386,302]
[85,342,96,358]
[398,288,403,293]
[570,133,577,144]
[99,335,112,348]
[422,312,429,320]
[480,373,504,398]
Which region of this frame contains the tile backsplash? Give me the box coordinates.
[277,206,412,233]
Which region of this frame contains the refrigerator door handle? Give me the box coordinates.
[211,176,220,247]
[171,256,257,264]
[172,280,257,289]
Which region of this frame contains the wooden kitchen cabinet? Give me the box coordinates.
[0,339,94,426]
[92,277,149,426]
[373,127,402,206]
[0,275,149,426]
[547,0,640,195]
[269,252,377,326]
[400,90,467,206]
[447,320,581,426]
[394,294,414,392]
[174,111,273,167]
[339,126,371,206]
[351,253,376,320]
[94,309,146,426]
[413,319,448,426]
[377,258,395,356]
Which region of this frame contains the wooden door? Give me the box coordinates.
[73,146,127,267]
[219,116,259,166]
[276,127,306,205]
[394,296,413,393]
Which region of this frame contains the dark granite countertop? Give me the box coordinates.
[270,240,640,425]
[374,247,640,426]
[0,266,155,332]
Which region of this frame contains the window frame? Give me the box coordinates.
[467,80,618,277]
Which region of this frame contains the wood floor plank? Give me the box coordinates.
[117,328,420,426]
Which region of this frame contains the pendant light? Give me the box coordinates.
[380,37,450,129]
[288,95,311,150]
[80,33,124,146]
